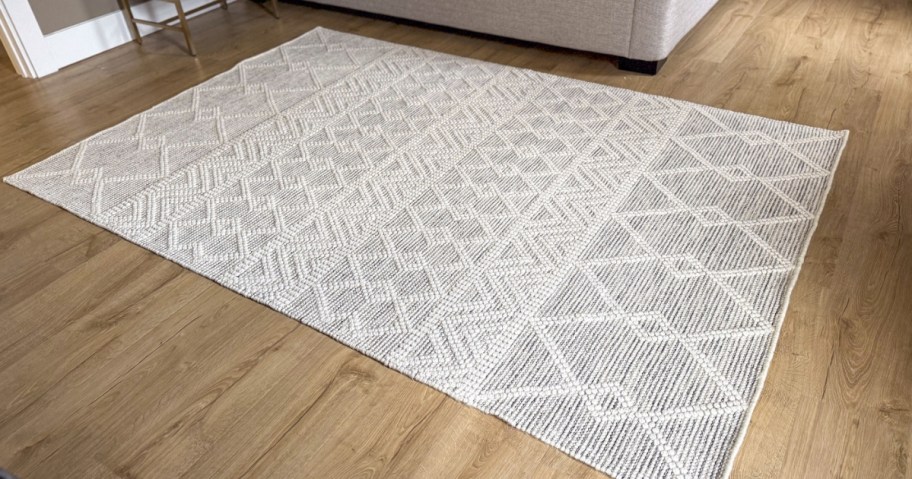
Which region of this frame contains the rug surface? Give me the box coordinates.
[6,28,848,479]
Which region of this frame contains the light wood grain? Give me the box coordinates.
[0,0,910,477]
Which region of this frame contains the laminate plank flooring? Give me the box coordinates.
[0,0,909,477]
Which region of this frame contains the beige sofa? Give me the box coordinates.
[299,0,719,73]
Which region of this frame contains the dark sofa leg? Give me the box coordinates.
[617,57,666,75]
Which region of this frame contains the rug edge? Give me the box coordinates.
[718,129,851,479]
[1,26,331,182]
[313,28,851,137]
[1,27,856,479]
[0,171,635,479]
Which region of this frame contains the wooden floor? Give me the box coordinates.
[1,0,910,477]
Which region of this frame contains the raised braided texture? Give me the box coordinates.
[5,28,848,479]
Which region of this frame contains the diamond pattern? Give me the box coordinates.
[5,28,848,479]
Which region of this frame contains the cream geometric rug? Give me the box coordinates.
[5,28,848,479]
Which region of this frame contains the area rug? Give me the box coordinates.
[5,27,848,479]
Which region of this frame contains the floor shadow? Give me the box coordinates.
[0,43,15,75]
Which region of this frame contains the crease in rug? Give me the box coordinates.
[5,27,848,479]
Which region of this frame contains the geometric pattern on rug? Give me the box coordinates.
[4,28,848,479]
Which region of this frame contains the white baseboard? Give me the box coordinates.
[0,0,60,77]
[43,0,236,72]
